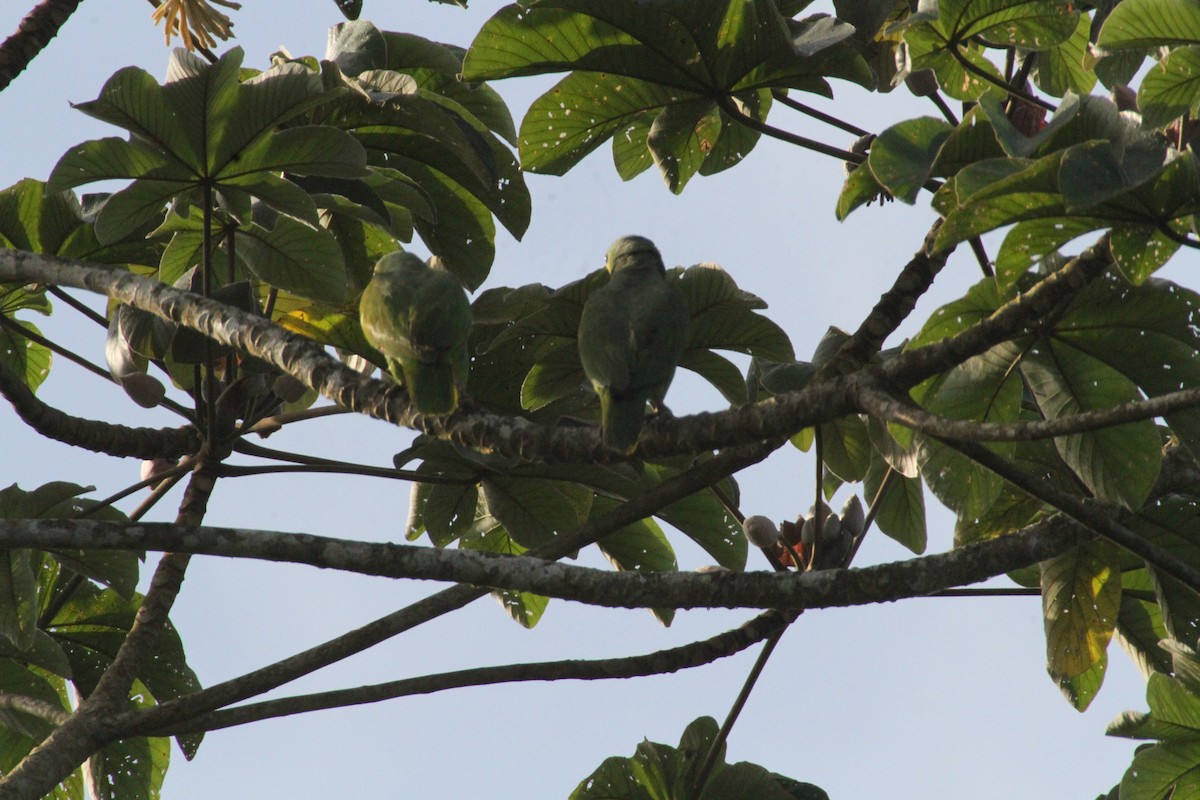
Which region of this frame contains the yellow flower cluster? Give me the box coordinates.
[150,0,242,50]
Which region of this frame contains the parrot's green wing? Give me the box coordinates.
[579,254,690,452]
[626,277,689,408]
[360,252,472,414]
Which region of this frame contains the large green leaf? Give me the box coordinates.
[572,715,819,800]
[479,476,593,549]
[1021,339,1161,510]
[864,453,926,554]
[235,215,348,304]
[1139,45,1200,128]
[1054,276,1200,464]
[593,496,678,626]
[905,280,1018,523]
[1110,672,1200,800]
[1041,539,1121,711]
[867,117,952,204]
[1031,14,1097,98]
[1097,0,1200,51]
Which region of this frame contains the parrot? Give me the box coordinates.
[577,235,690,454]
[359,251,472,414]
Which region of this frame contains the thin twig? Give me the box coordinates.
[46,286,107,327]
[691,615,798,796]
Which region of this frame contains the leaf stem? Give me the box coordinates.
[770,90,869,136]
[716,96,864,165]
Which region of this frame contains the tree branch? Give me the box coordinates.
[0,250,863,460]
[107,441,781,737]
[0,511,1084,612]
[0,359,201,458]
[881,235,1113,388]
[858,381,1200,442]
[0,0,81,93]
[136,610,794,736]
[938,437,1200,592]
[817,220,950,378]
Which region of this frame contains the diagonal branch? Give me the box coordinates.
[0,0,81,93]
[881,235,1112,389]
[938,437,1200,592]
[135,610,794,736]
[817,220,950,379]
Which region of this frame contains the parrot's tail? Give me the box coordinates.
[403,360,458,414]
[601,392,647,454]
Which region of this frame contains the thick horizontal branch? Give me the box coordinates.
[859,382,1200,442]
[0,359,200,458]
[0,515,1083,611]
[0,250,860,462]
[137,611,794,736]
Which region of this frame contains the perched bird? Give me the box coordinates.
[359,251,472,414]
[578,235,690,453]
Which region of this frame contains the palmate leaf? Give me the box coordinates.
[1139,45,1200,129]
[864,452,926,554]
[1021,340,1161,510]
[463,0,869,189]
[319,22,530,288]
[1054,276,1200,463]
[1124,497,1200,646]
[866,116,952,204]
[479,475,593,549]
[896,0,1078,102]
[46,48,365,249]
[1031,14,1096,98]
[908,279,1022,521]
[592,496,678,626]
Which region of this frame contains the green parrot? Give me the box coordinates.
[359,251,472,414]
[578,235,690,453]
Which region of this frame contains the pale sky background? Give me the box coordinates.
[0,1,1163,798]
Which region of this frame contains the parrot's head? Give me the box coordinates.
[373,251,428,277]
[605,235,664,276]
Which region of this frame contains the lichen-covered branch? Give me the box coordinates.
[0,512,1082,611]
[857,381,1200,442]
[108,441,780,737]
[0,250,858,461]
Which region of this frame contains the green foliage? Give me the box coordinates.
[0,484,200,797]
[571,716,828,800]
[8,0,1200,795]
[462,0,871,192]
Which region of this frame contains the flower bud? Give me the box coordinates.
[742,515,781,548]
